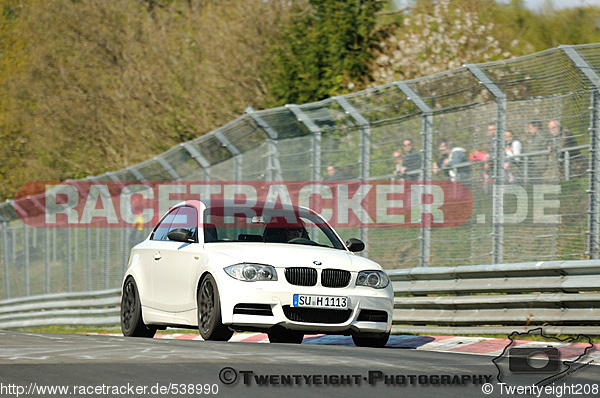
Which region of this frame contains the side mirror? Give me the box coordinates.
[346,238,365,253]
[167,228,195,243]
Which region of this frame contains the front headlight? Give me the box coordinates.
[356,270,389,289]
[224,263,278,282]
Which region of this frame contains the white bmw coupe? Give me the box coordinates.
[120,200,393,347]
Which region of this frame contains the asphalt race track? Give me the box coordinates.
[0,331,598,398]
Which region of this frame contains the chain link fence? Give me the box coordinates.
[1,44,599,299]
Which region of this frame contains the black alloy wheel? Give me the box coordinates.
[198,274,233,341]
[120,278,156,338]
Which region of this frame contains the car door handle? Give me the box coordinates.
[154,252,162,260]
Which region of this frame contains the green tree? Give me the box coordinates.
[268,0,385,106]
[370,0,523,84]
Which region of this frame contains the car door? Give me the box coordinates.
[150,205,200,314]
[135,206,179,311]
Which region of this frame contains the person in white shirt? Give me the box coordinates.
[504,131,523,184]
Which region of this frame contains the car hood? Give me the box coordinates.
[205,242,382,272]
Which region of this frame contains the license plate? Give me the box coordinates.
[293,294,348,309]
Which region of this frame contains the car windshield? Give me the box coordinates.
[203,206,345,250]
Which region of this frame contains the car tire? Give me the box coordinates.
[198,274,233,341]
[352,331,390,348]
[121,278,156,338]
[267,328,304,344]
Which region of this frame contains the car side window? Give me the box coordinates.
[169,206,198,242]
[151,208,180,241]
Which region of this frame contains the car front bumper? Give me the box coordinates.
[217,274,394,334]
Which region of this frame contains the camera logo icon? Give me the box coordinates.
[493,328,594,386]
[508,346,560,373]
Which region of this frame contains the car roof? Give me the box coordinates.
[173,199,312,213]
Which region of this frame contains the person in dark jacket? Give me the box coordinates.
[527,120,550,183]
[434,139,471,184]
[394,138,421,181]
[548,120,586,178]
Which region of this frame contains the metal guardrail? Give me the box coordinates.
[389,260,600,336]
[0,289,119,329]
[1,260,599,335]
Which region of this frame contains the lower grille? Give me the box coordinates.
[285,267,317,286]
[233,303,273,316]
[282,306,352,324]
[321,269,351,288]
[357,309,388,323]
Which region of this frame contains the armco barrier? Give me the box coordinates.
[0,289,119,329]
[389,260,600,336]
[1,260,599,335]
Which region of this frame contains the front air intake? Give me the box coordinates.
[233,303,273,316]
[282,306,352,324]
[357,309,388,323]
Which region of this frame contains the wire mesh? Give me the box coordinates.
[0,44,599,300]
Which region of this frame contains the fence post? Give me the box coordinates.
[590,92,600,259]
[85,227,91,291]
[466,64,507,265]
[73,225,79,263]
[45,228,50,294]
[52,227,56,263]
[155,156,182,180]
[2,220,9,299]
[334,96,371,257]
[560,45,600,259]
[104,225,110,289]
[287,104,323,242]
[245,106,283,181]
[121,227,128,275]
[23,224,30,295]
[287,104,322,182]
[126,166,145,181]
[214,129,243,181]
[181,142,211,181]
[395,82,432,267]
[107,174,131,274]
[66,227,72,292]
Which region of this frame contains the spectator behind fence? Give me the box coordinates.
[392,150,403,178]
[433,139,450,180]
[526,120,550,183]
[434,139,471,184]
[548,120,586,178]
[325,165,342,181]
[394,138,421,181]
[469,146,491,191]
[504,131,523,184]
